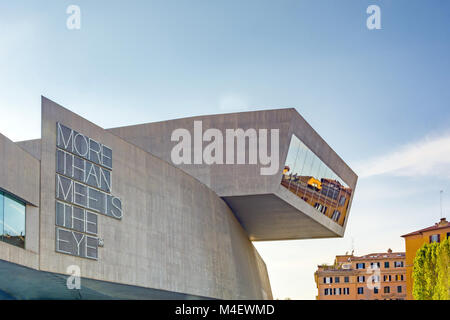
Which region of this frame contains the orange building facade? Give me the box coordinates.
[315,249,406,300]
[401,217,450,300]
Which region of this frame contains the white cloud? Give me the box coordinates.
[355,132,450,179]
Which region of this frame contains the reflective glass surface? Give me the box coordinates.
[0,191,25,248]
[281,135,353,226]
[0,194,3,242]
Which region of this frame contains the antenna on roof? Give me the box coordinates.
[440,190,444,219]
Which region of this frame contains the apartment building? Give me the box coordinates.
[315,249,406,300]
[401,217,450,300]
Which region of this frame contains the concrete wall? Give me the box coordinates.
[108,109,357,197]
[16,139,41,160]
[0,133,40,268]
[0,133,40,206]
[38,97,272,299]
[108,109,293,197]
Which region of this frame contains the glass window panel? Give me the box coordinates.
[282,136,298,189]
[3,193,25,248]
[314,161,327,213]
[310,158,322,205]
[292,138,306,177]
[300,148,314,177]
[288,136,301,188]
[284,137,298,171]
[298,148,314,200]
[310,154,321,181]
[292,140,308,195]
[280,134,353,225]
[0,192,4,242]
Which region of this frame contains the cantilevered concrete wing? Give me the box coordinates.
[108,109,357,241]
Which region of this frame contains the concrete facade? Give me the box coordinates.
[0,132,40,269]
[0,96,357,299]
[0,97,273,299]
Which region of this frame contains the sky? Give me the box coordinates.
[1,0,450,299]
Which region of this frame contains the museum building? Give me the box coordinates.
[0,97,357,299]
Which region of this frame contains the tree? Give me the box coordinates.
[435,238,450,300]
[413,238,450,300]
[413,244,428,299]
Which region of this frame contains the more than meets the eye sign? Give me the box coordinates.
[55,122,123,260]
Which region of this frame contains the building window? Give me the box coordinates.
[395,274,404,281]
[331,210,341,222]
[344,276,349,283]
[394,261,404,268]
[0,191,26,249]
[430,234,440,243]
[343,288,350,295]
[397,286,402,293]
[324,277,333,284]
[384,286,390,294]
[339,195,346,206]
[358,287,364,294]
[370,262,380,269]
[356,263,365,269]
[384,261,389,268]
[374,287,379,294]
[335,277,340,283]
[314,203,328,214]
[324,288,329,296]
[357,276,365,283]
[447,232,450,239]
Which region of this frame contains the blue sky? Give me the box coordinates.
[1,1,450,299]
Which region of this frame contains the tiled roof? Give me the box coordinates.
[353,252,405,260]
[401,220,450,238]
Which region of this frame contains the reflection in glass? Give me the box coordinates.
[281,135,352,226]
[0,194,3,242]
[0,191,25,248]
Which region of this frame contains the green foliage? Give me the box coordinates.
[413,244,427,299]
[435,238,450,300]
[413,238,450,300]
